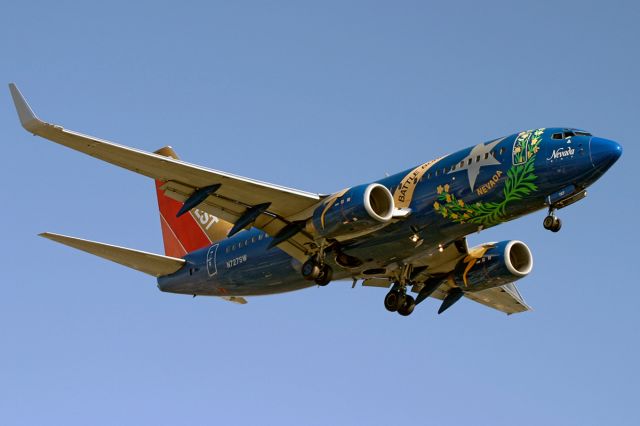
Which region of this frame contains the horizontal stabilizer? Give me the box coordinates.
[40,232,185,277]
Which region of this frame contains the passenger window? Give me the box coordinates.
[427,173,431,179]
[484,153,489,160]
[467,158,472,165]
[232,244,236,251]
[459,161,464,168]
[258,234,263,240]
[476,155,480,162]
[435,170,439,176]
[499,147,505,155]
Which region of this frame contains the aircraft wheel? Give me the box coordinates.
[543,215,555,230]
[543,215,561,232]
[301,258,321,281]
[314,265,333,286]
[398,295,416,316]
[384,290,404,312]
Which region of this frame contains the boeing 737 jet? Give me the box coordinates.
[9,84,622,316]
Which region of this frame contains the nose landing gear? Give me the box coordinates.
[543,208,562,232]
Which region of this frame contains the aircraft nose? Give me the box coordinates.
[590,137,622,172]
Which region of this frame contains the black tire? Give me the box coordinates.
[314,265,333,286]
[543,215,555,230]
[398,295,416,316]
[551,217,562,233]
[301,259,320,281]
[384,291,401,312]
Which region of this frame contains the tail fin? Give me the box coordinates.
[154,146,233,257]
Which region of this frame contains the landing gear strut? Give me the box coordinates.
[543,207,562,232]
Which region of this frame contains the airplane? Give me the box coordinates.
[9,83,623,316]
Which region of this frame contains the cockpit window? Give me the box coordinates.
[552,130,591,139]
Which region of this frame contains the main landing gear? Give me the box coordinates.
[301,248,333,286]
[384,288,416,316]
[543,207,562,232]
[383,264,416,316]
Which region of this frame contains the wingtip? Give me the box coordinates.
[9,83,44,133]
[39,232,66,242]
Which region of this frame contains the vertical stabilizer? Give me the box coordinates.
[154,146,233,257]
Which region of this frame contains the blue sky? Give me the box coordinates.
[1,1,638,424]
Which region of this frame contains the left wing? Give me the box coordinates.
[10,84,320,260]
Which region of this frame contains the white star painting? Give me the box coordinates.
[449,138,505,190]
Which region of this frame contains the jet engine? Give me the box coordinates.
[451,240,533,291]
[311,183,395,239]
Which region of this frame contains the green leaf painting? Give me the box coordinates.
[434,128,544,227]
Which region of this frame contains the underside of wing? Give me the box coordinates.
[463,283,531,314]
[9,84,322,261]
[363,238,532,315]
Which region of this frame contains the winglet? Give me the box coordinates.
[8,83,45,133]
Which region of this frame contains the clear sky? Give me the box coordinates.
[1,1,638,425]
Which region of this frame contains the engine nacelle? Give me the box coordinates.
[311,183,395,239]
[452,240,533,291]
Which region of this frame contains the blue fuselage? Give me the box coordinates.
[157,128,622,297]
